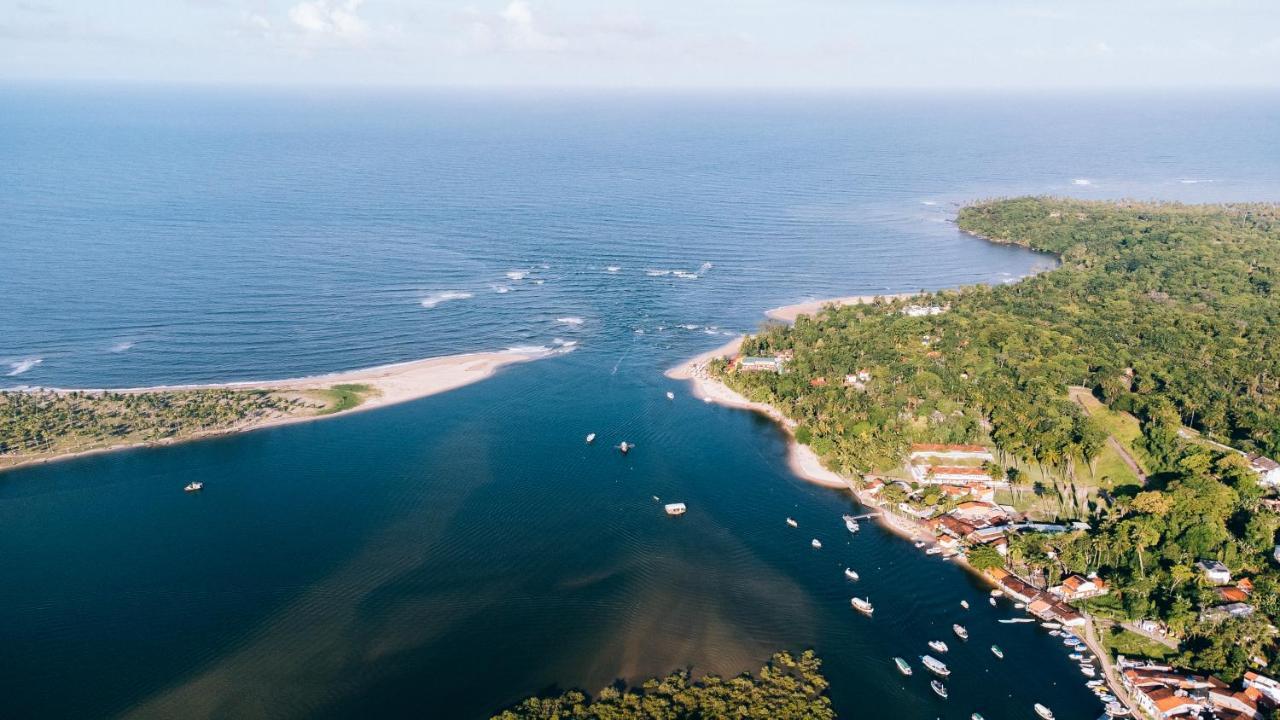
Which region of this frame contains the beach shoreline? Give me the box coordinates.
[1,348,559,474]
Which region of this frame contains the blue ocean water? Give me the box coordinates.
[1,88,1278,719]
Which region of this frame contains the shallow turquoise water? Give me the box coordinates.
[2,89,1278,719]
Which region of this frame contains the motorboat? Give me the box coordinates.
[1040,622,1061,629]
[585,433,596,443]
[931,680,948,699]
[926,547,942,555]
[1034,703,1055,719]
[844,568,860,581]
[894,657,912,676]
[928,640,949,653]
[851,597,874,615]
[184,481,203,492]
[988,597,996,606]
[990,645,1004,659]
[960,600,969,609]
[666,391,674,400]
[952,624,968,640]
[786,517,798,528]
[664,503,687,516]
[921,655,950,677]
[999,618,1034,624]
[990,589,1003,597]
[619,441,632,454]
[811,538,822,549]
[843,515,860,533]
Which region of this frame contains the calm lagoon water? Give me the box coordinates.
[2,89,1278,719]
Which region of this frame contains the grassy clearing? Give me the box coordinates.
[313,384,375,415]
[1088,443,1143,491]
[1100,627,1175,661]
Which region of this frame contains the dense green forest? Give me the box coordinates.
[719,198,1280,679]
[491,651,834,720]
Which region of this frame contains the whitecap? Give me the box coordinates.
[6,358,42,376]
[533,280,545,285]
[420,291,473,308]
[492,285,512,294]
[605,265,621,273]
[646,270,672,277]
[552,338,578,348]
[1179,178,1215,185]
[555,317,585,326]
[921,200,938,206]
[1072,178,1092,186]
[680,324,700,331]
[506,271,529,281]
[672,271,699,280]
[504,345,554,355]
[109,341,135,353]
[697,262,714,274]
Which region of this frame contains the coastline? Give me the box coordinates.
[1,348,559,474]
[762,293,919,324]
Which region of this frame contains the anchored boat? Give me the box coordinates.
[952,624,968,640]
[851,597,874,615]
[928,640,949,653]
[844,568,860,581]
[664,503,687,516]
[585,433,596,443]
[184,481,203,492]
[931,680,948,699]
[1034,703,1055,719]
[990,645,1004,659]
[921,655,950,677]
[811,538,822,549]
[843,514,860,533]
[894,657,912,676]
[786,517,798,528]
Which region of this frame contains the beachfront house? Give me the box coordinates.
[737,356,783,373]
[1249,454,1280,487]
[1049,573,1108,602]
[1198,560,1233,585]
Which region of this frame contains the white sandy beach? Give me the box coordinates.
[3,348,557,473]
[763,292,919,323]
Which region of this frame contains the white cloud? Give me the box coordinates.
[466,1,567,53]
[287,0,369,45]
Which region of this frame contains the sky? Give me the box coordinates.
[2,0,1279,88]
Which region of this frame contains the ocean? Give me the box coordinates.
[2,87,1278,719]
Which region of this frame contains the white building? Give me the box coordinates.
[1248,454,1280,487]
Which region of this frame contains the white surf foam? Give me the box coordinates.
[605,265,621,273]
[646,270,672,277]
[506,271,529,281]
[420,291,474,308]
[1072,178,1092,186]
[109,341,136,353]
[7,358,42,376]
[555,317,585,326]
[492,285,512,294]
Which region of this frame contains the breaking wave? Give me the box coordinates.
[6,358,43,376]
[555,317,585,326]
[420,291,474,308]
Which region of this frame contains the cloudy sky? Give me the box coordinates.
[2,0,1278,88]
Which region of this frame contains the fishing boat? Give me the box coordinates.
[184,481,203,492]
[952,624,968,640]
[843,514,860,533]
[844,568,860,581]
[960,600,969,609]
[894,657,912,676]
[585,432,596,443]
[928,640,949,653]
[999,618,1034,624]
[990,645,1004,659]
[811,538,822,549]
[931,680,948,699]
[619,441,632,455]
[851,597,874,615]
[1035,703,1055,719]
[921,655,950,677]
[664,503,687,516]
[786,517,798,528]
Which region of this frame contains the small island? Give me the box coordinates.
[1,349,556,472]
[492,650,834,720]
[675,198,1280,715]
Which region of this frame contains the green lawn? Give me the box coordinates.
[1100,627,1175,662]
[314,384,374,415]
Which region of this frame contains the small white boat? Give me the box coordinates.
[811,538,822,549]
[184,481,203,492]
[1014,602,1026,609]
[1040,622,1061,629]
[931,680,948,699]
[990,645,1004,659]
[786,517,798,528]
[666,391,675,400]
[921,655,950,677]
[1105,703,1130,717]
[1068,652,1083,660]
[990,589,1003,597]
[1086,680,1104,688]
[1080,667,1096,678]
[960,600,969,609]
[926,547,942,555]
[972,715,985,720]
[913,540,926,548]
[851,597,874,615]
[952,624,968,640]
[1034,703,1055,719]
[585,433,596,444]
[988,597,996,606]
[619,441,632,454]
[664,503,687,516]
[928,640,949,653]
[1049,630,1061,637]
[843,514,860,533]
[894,657,912,675]
[999,618,1034,624]
[844,568,860,581]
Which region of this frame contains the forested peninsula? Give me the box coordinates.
[718,198,1280,680]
